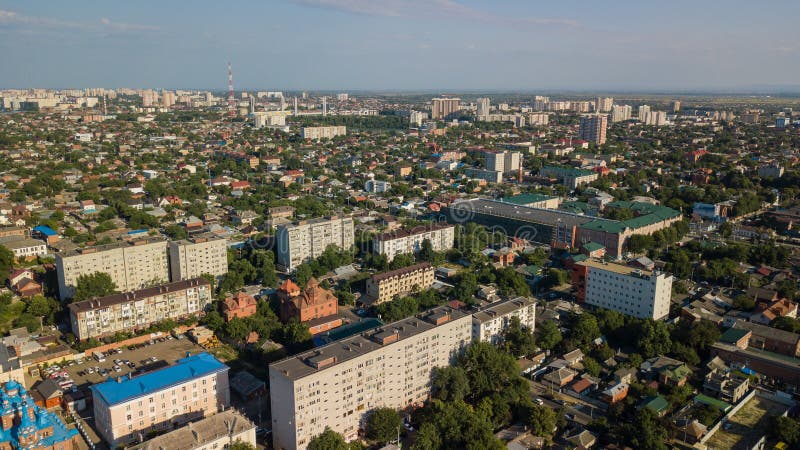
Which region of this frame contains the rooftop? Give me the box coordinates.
[473,297,536,323]
[135,409,255,450]
[375,223,454,242]
[501,193,557,206]
[68,278,209,313]
[704,395,787,450]
[58,236,166,258]
[91,352,228,406]
[370,262,433,283]
[271,305,468,380]
[576,258,655,277]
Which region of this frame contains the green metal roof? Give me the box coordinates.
[644,395,670,413]
[582,242,605,252]
[580,219,627,234]
[719,328,750,344]
[693,394,732,412]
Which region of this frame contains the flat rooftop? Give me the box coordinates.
[58,236,166,258]
[455,198,600,229]
[91,352,228,406]
[576,258,654,276]
[473,297,536,323]
[270,305,468,381]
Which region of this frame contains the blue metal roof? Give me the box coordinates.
[0,380,78,447]
[32,225,57,236]
[91,352,228,406]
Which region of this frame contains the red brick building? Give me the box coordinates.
[278,278,342,335]
[221,292,258,322]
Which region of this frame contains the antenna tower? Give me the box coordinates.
[227,62,235,117]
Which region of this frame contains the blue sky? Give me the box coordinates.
[1,0,799,92]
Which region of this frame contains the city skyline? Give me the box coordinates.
[2,0,800,92]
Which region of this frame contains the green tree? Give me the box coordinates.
[453,272,478,301]
[366,407,401,443]
[636,320,672,358]
[524,404,557,441]
[72,272,117,301]
[25,295,52,317]
[201,310,225,332]
[535,320,563,350]
[768,415,800,446]
[0,245,14,285]
[228,441,256,450]
[164,224,188,240]
[432,366,470,403]
[14,313,40,333]
[308,427,349,450]
[225,318,249,342]
[570,314,601,349]
[732,294,756,311]
[502,316,537,357]
[582,356,602,377]
[282,319,312,345]
[419,238,435,262]
[411,422,442,450]
[295,264,314,288]
[261,253,278,288]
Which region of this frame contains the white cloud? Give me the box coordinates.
[291,0,579,28]
[0,9,159,33]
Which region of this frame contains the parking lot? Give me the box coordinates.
[61,335,206,389]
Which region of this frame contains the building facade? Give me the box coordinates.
[168,235,228,282]
[0,380,79,450]
[278,278,342,335]
[373,223,455,262]
[91,353,230,448]
[300,126,346,140]
[572,259,672,320]
[269,306,472,450]
[365,262,435,305]
[68,278,212,341]
[276,216,355,271]
[431,97,461,120]
[56,238,170,300]
[0,236,47,261]
[578,114,608,145]
[472,297,536,345]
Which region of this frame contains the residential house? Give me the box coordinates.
[222,292,258,322]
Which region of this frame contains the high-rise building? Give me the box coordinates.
[141,90,156,107]
[485,150,523,174]
[373,224,455,262]
[91,353,230,447]
[336,93,349,101]
[579,114,608,145]
[638,105,651,122]
[572,259,672,320]
[276,216,355,271]
[168,235,229,282]
[430,97,461,120]
[68,278,212,341]
[161,90,175,108]
[409,110,427,127]
[527,112,550,125]
[595,97,613,112]
[671,100,681,112]
[611,104,632,123]
[269,306,472,450]
[476,97,490,118]
[645,111,667,126]
[56,238,170,300]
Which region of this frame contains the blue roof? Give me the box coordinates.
[91,352,228,406]
[32,225,57,236]
[0,380,78,447]
[127,229,148,235]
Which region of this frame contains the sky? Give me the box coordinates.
[1,0,799,92]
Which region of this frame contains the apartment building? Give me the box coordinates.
[135,409,256,450]
[0,236,47,260]
[365,262,435,305]
[276,216,355,271]
[91,352,230,447]
[484,150,522,174]
[572,259,672,320]
[539,166,599,189]
[611,105,632,122]
[430,97,461,120]
[68,278,212,341]
[472,297,537,345]
[300,126,346,140]
[373,223,455,262]
[578,114,608,145]
[269,306,472,450]
[56,238,169,300]
[168,235,228,281]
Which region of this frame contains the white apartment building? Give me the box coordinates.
[269,306,472,450]
[0,237,47,260]
[611,105,632,122]
[136,409,256,450]
[485,150,522,174]
[645,110,668,126]
[276,216,355,271]
[472,297,537,345]
[169,235,229,282]
[300,126,346,140]
[364,179,391,193]
[373,223,455,262]
[430,97,461,120]
[527,112,550,125]
[476,97,491,118]
[579,114,608,145]
[409,110,427,127]
[68,278,212,340]
[365,262,435,304]
[56,238,170,300]
[254,111,289,129]
[91,352,230,447]
[638,105,651,122]
[575,259,672,320]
